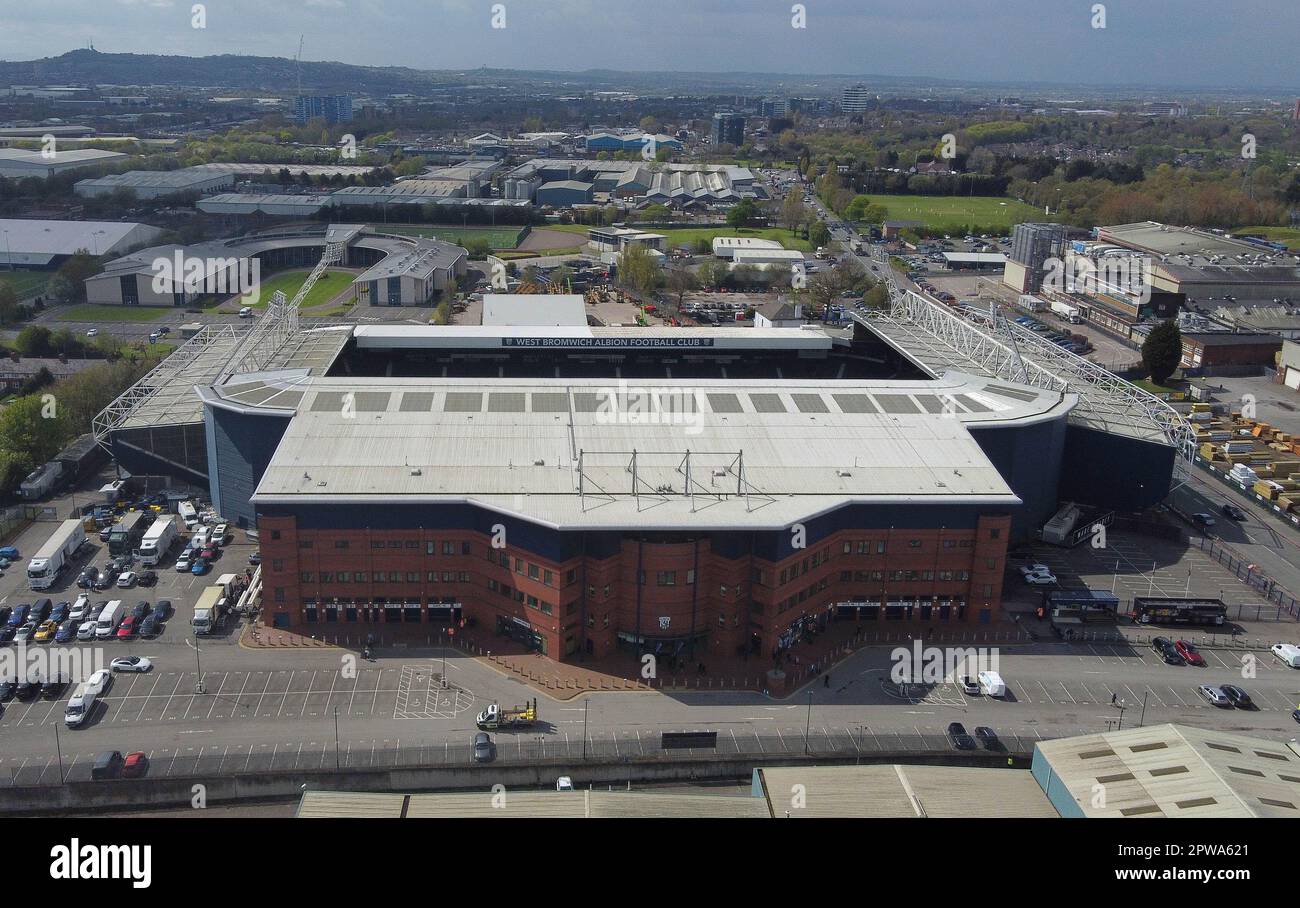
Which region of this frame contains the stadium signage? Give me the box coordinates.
[502,337,716,348]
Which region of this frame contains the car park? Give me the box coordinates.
[1221,684,1254,709]
[947,722,976,750]
[110,656,152,673]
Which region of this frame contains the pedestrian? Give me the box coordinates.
[823,674,830,688]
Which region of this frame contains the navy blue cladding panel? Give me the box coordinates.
[1058,424,1175,512]
[969,417,1068,540]
[211,407,292,529]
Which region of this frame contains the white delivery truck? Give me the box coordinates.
[1271,643,1300,668]
[191,586,224,635]
[137,516,177,567]
[177,501,198,531]
[96,600,125,639]
[64,682,98,728]
[1050,300,1082,324]
[189,526,210,552]
[26,518,87,591]
[977,670,1007,697]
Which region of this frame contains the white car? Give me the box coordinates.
[213,523,228,543]
[1019,563,1053,578]
[1198,684,1231,707]
[556,776,574,792]
[85,328,99,337]
[110,656,153,673]
[13,623,37,643]
[1022,570,1057,585]
[83,669,112,696]
[69,597,91,622]
[174,553,192,572]
[76,621,97,641]
[116,571,138,588]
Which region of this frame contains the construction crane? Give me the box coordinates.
[294,35,304,98]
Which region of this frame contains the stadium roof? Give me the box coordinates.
[297,788,768,819]
[1035,724,1300,818]
[229,371,1074,530]
[350,325,835,351]
[942,252,1007,265]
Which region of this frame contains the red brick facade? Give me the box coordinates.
[257,514,1011,663]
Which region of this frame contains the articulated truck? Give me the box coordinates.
[27,519,86,591]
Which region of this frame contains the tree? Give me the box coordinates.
[1141,320,1183,386]
[46,274,79,305]
[14,325,52,356]
[664,265,698,314]
[726,198,759,229]
[0,282,19,326]
[809,220,830,247]
[697,259,729,289]
[616,244,661,299]
[779,190,806,233]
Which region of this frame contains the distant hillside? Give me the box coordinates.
[0,49,458,95]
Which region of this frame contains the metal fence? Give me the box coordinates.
[1195,536,1300,620]
[11,729,1053,788]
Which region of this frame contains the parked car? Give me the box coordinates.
[121,752,148,779]
[84,669,112,696]
[137,570,158,587]
[190,558,210,576]
[1221,504,1247,521]
[1192,512,1216,528]
[1198,685,1231,707]
[54,621,77,644]
[14,623,38,644]
[0,678,15,701]
[30,600,51,623]
[93,570,119,591]
[1152,637,1184,665]
[947,722,977,750]
[91,751,123,780]
[248,551,261,566]
[199,546,218,561]
[174,553,193,572]
[115,616,139,640]
[138,613,162,638]
[1221,684,1254,709]
[1174,640,1205,666]
[1022,569,1057,585]
[15,677,39,700]
[115,571,138,589]
[473,731,495,763]
[76,621,97,641]
[110,656,152,673]
[959,676,981,695]
[6,604,29,628]
[153,600,173,621]
[974,727,1003,751]
[50,602,70,623]
[77,567,100,588]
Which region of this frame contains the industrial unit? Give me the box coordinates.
[0,218,164,268]
[73,165,235,199]
[0,147,126,179]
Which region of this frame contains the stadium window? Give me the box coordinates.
[270,531,281,540]
[300,572,313,582]
[566,569,577,586]
[461,542,472,555]
[443,542,456,555]
[428,541,437,555]
[657,571,676,586]
[335,540,349,549]
[544,570,554,587]
[404,540,418,550]
[272,559,284,572]
[528,563,540,581]
[386,540,402,549]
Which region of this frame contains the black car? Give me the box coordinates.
[1293,708,1300,724]
[131,601,150,620]
[153,600,172,621]
[41,674,68,699]
[1221,684,1254,709]
[49,602,70,624]
[1222,504,1247,521]
[137,570,158,587]
[15,678,39,700]
[6,604,28,628]
[974,726,1003,751]
[30,599,52,623]
[1152,636,1184,665]
[89,601,110,620]
[0,679,15,701]
[93,570,119,591]
[77,567,100,589]
[138,613,162,639]
[948,722,977,750]
[0,606,10,626]
[0,626,15,645]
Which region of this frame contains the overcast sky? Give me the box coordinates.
[0,0,1296,89]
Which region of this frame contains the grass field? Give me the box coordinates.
[377,225,526,249]
[0,271,52,299]
[854,195,1042,232]
[243,270,355,309]
[53,304,168,322]
[1232,226,1300,250]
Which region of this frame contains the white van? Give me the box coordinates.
[1271,643,1300,668]
[189,527,210,551]
[977,670,1007,698]
[95,600,125,639]
[64,682,98,728]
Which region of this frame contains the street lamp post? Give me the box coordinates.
[803,690,813,755]
[582,698,589,760]
[333,706,340,770]
[1139,690,1150,727]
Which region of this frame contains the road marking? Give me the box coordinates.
[204,671,229,720]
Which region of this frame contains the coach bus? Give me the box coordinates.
[1131,597,1227,627]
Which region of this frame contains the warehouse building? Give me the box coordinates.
[1033,724,1300,818]
[0,217,163,268]
[503,159,762,209]
[0,147,126,179]
[74,165,234,200]
[712,237,784,259]
[534,179,594,207]
[584,131,682,155]
[587,227,667,256]
[195,193,333,218]
[481,293,587,327]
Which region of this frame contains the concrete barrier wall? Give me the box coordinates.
[0,750,1032,815]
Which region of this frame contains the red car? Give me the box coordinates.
[199,546,218,561]
[122,752,148,778]
[115,616,138,639]
[1175,640,1205,666]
